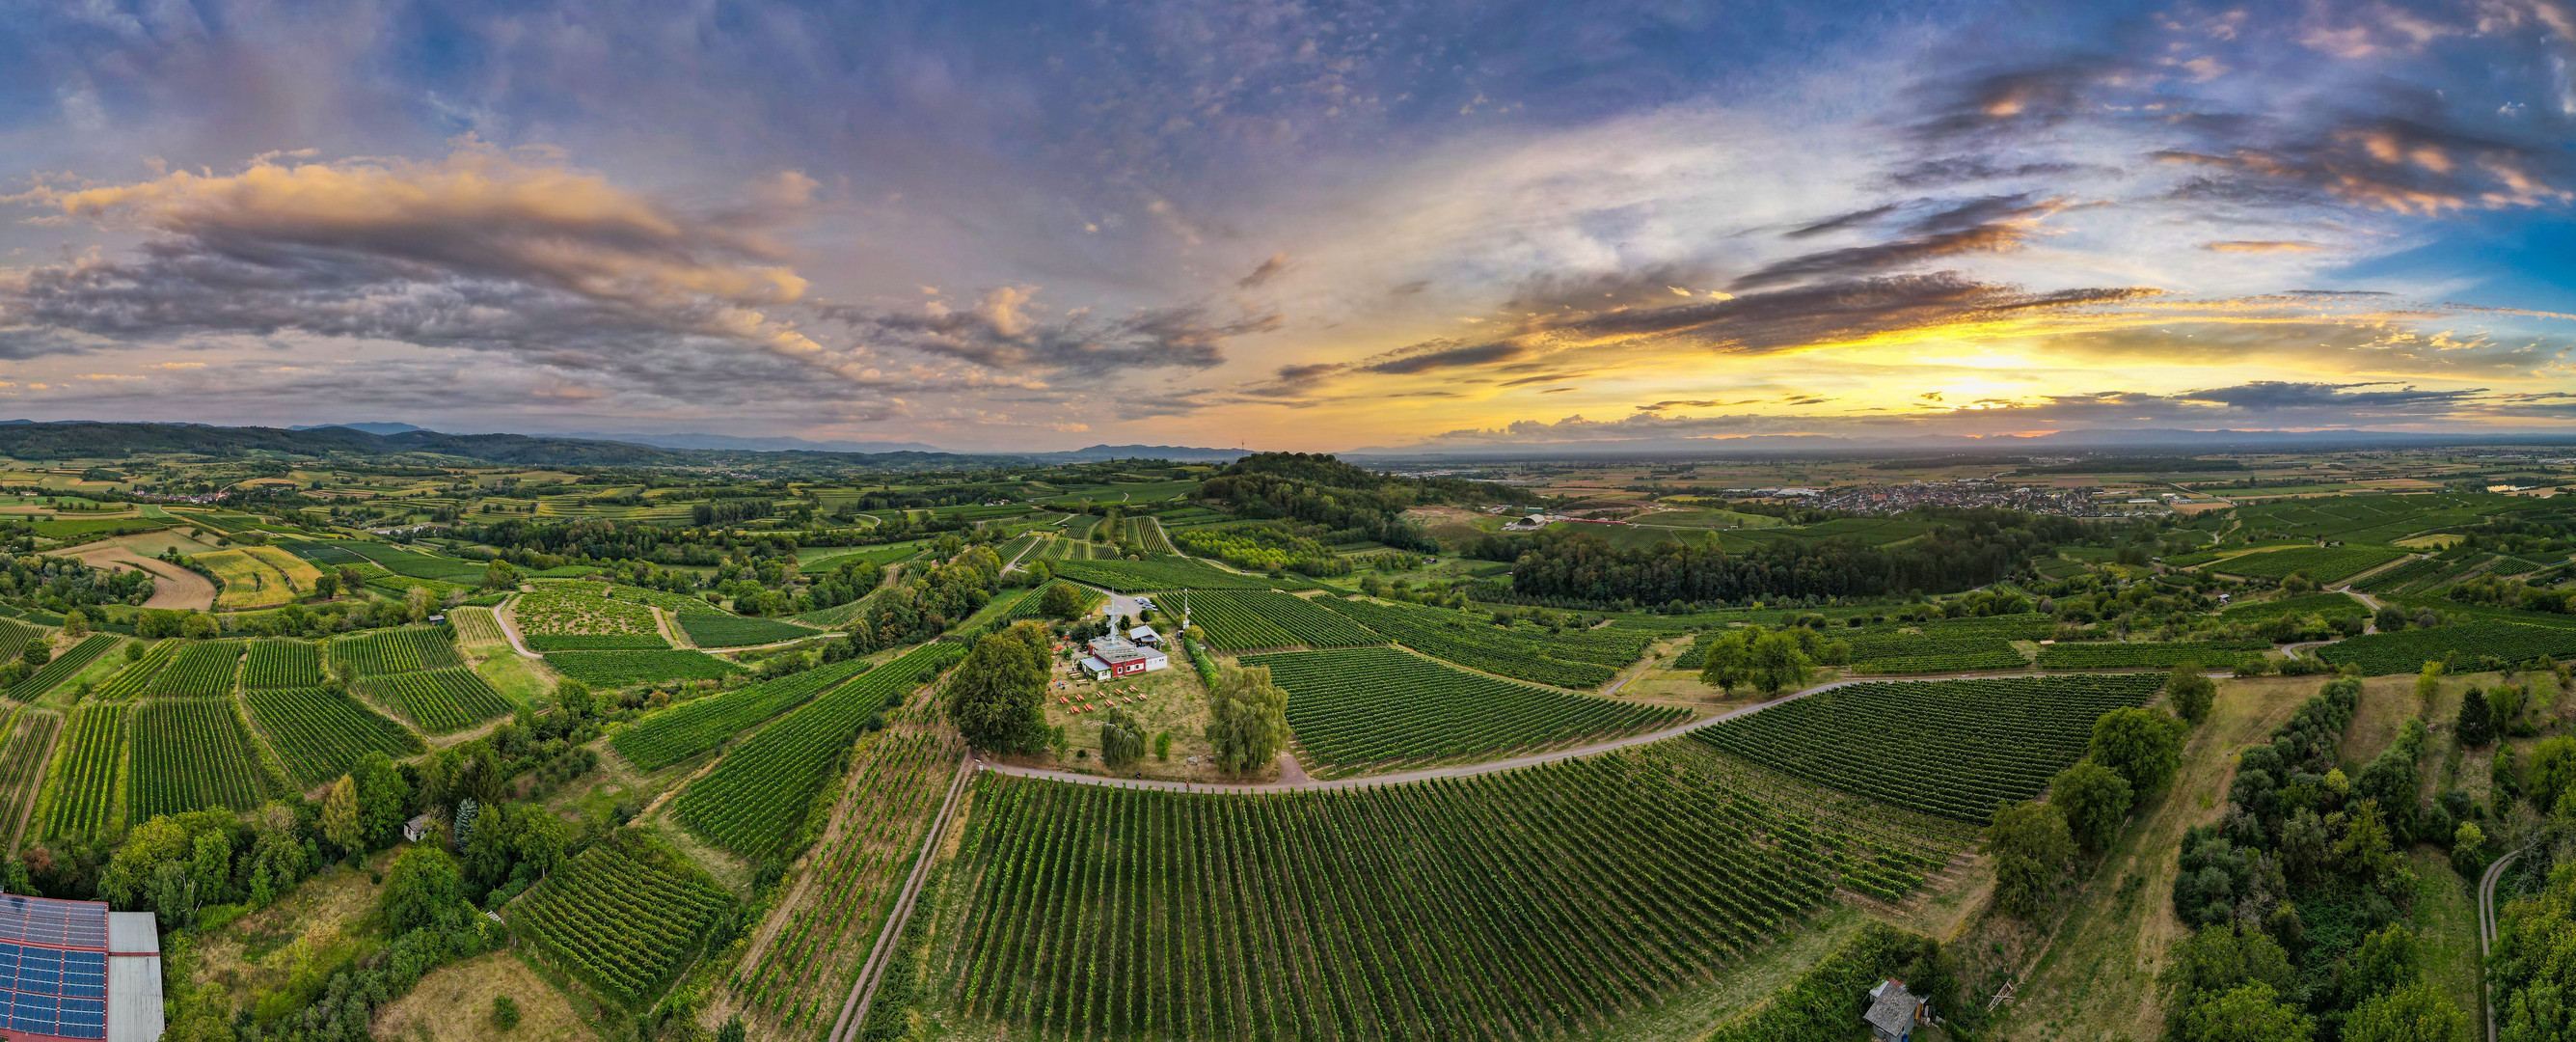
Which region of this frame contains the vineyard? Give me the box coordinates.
[676,613,820,648]
[328,627,464,676]
[1690,674,2164,821]
[525,634,671,651]
[1049,559,1297,592]
[2220,592,2371,621]
[936,743,1949,1042]
[7,635,118,700]
[736,721,963,1034]
[447,607,512,646]
[353,667,512,733]
[1242,647,1688,774]
[242,640,323,689]
[610,657,876,772]
[42,704,124,839]
[1843,629,2026,674]
[2037,641,2269,670]
[243,687,425,786]
[0,713,57,849]
[1182,590,1383,651]
[672,643,962,859]
[94,643,174,700]
[2209,544,2409,582]
[512,588,664,643]
[0,620,34,663]
[127,699,271,820]
[147,641,244,698]
[514,834,733,1005]
[543,649,744,688]
[2315,620,2576,675]
[1312,596,1640,689]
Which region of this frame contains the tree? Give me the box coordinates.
[2342,980,2466,1042]
[717,1016,746,1042]
[944,622,1051,754]
[2168,665,2217,725]
[2050,760,2134,855]
[60,610,87,638]
[1748,628,1814,695]
[2336,800,2402,891]
[2454,820,2487,872]
[312,571,339,599]
[2489,684,2528,735]
[2530,736,2576,811]
[1983,800,2074,918]
[353,752,411,847]
[1098,708,1146,771]
[320,776,362,855]
[2279,808,2330,887]
[2167,924,2296,1008]
[2174,982,2314,1042]
[1207,664,1289,775]
[2091,706,2184,795]
[2415,662,2441,708]
[2457,684,2495,746]
[1695,629,1753,694]
[1038,582,1090,621]
[480,559,522,592]
[379,844,462,934]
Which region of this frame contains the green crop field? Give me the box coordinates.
[1182,590,1383,651]
[242,687,425,786]
[525,633,671,651]
[675,613,819,648]
[1311,596,1643,689]
[0,713,57,849]
[94,642,174,700]
[672,643,961,859]
[127,699,271,819]
[353,667,512,733]
[2315,620,2576,674]
[937,742,1950,1042]
[42,703,124,839]
[320,541,489,583]
[1691,674,2165,821]
[2209,544,2408,582]
[2219,592,2370,621]
[241,640,323,688]
[7,635,118,700]
[1049,558,1303,591]
[2232,492,2528,546]
[147,640,243,698]
[516,836,732,1005]
[513,586,664,642]
[610,657,878,772]
[0,619,36,664]
[1243,646,1688,774]
[328,626,463,676]
[1843,628,2027,673]
[2037,641,2269,670]
[543,649,744,687]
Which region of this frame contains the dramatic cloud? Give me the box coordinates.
[832,287,1280,378]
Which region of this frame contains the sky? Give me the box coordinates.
[3,0,2576,453]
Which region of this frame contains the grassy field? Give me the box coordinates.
[2002,675,2318,1042]
[196,547,312,609]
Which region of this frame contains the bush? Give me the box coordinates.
[492,994,521,1030]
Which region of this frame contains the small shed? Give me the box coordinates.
[402,813,435,843]
[1864,979,1926,1042]
[1127,625,1162,645]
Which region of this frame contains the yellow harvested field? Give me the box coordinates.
[196,547,318,609]
[372,951,593,1042]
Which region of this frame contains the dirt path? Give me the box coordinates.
[489,598,546,660]
[826,755,976,1042]
[70,545,214,610]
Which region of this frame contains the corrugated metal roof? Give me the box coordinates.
[104,955,161,1042]
[104,915,155,957]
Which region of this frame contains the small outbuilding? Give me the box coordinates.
[1864,979,1927,1042]
[1080,636,1169,680]
[1127,625,1162,645]
[402,813,435,843]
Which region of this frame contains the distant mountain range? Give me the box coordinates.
[6,419,1254,467]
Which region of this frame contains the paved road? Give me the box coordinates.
[827,755,976,1042]
[2481,846,2529,1042]
[972,669,2215,794]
